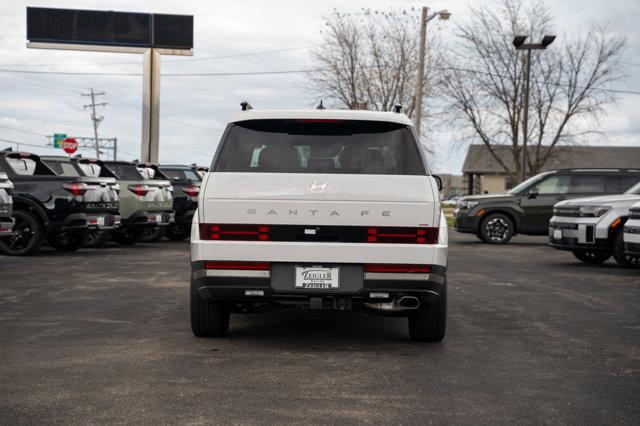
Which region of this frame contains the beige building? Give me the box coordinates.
[462,145,640,195]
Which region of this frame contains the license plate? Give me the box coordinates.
[96,216,105,227]
[553,229,562,240]
[156,214,163,223]
[295,266,339,289]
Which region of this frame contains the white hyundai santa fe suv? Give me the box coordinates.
[190,105,448,341]
[549,181,640,267]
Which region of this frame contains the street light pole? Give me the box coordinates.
[414,7,450,137]
[513,35,556,181]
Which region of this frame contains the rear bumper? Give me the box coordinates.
[191,261,446,306]
[57,212,122,233]
[0,217,14,236]
[122,210,175,228]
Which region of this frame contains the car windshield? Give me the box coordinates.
[508,173,550,195]
[214,119,425,175]
[625,181,640,195]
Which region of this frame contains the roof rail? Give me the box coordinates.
[553,168,640,173]
[240,101,253,111]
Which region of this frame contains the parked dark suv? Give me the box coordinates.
[158,164,201,241]
[454,169,640,244]
[0,150,120,255]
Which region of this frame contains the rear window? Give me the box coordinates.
[6,157,37,175]
[105,163,143,180]
[4,156,55,176]
[161,168,200,181]
[44,160,80,177]
[569,175,606,194]
[214,119,424,175]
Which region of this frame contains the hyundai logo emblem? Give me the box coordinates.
[306,181,331,193]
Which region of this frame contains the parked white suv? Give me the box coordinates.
[624,201,640,259]
[190,105,448,341]
[549,181,640,267]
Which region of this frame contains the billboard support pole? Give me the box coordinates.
[141,48,161,163]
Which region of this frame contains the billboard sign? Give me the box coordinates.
[26,7,193,50]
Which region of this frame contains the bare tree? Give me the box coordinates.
[308,8,442,141]
[442,0,626,180]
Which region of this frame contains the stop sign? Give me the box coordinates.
[62,137,78,154]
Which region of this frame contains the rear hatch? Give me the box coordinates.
[203,173,437,228]
[0,172,13,218]
[159,166,201,212]
[103,162,173,218]
[202,118,439,233]
[41,156,119,212]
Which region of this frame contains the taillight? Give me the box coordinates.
[128,184,149,197]
[184,186,200,197]
[366,227,438,244]
[199,224,270,241]
[365,264,431,273]
[63,182,88,196]
[204,261,270,270]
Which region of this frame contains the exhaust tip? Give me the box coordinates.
[397,296,420,309]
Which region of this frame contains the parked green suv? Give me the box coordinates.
[103,161,175,246]
[454,169,640,244]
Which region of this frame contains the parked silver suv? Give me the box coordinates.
[549,181,640,267]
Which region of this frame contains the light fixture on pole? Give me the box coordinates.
[513,34,556,181]
[414,7,450,137]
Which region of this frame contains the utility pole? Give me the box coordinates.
[414,7,450,137]
[513,35,556,181]
[82,89,107,159]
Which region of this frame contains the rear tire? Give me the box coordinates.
[111,227,144,246]
[408,277,447,342]
[572,251,611,264]
[0,209,44,256]
[479,213,514,244]
[48,232,88,252]
[612,230,640,268]
[166,224,190,241]
[141,226,165,242]
[190,282,230,337]
[84,231,111,248]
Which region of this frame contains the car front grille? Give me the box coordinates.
[550,222,579,230]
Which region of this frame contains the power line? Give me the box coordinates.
[0,138,47,149]
[1,64,639,96]
[0,45,318,68]
[0,124,47,137]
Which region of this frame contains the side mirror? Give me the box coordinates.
[432,175,443,191]
[527,187,539,198]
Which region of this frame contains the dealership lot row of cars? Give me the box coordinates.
[0,148,206,256]
[1,146,639,267]
[453,168,640,268]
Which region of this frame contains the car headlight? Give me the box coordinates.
[630,209,640,220]
[458,200,479,210]
[578,206,612,217]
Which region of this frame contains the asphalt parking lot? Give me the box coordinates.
[1,233,639,424]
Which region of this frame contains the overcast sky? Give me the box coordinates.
[0,0,638,173]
